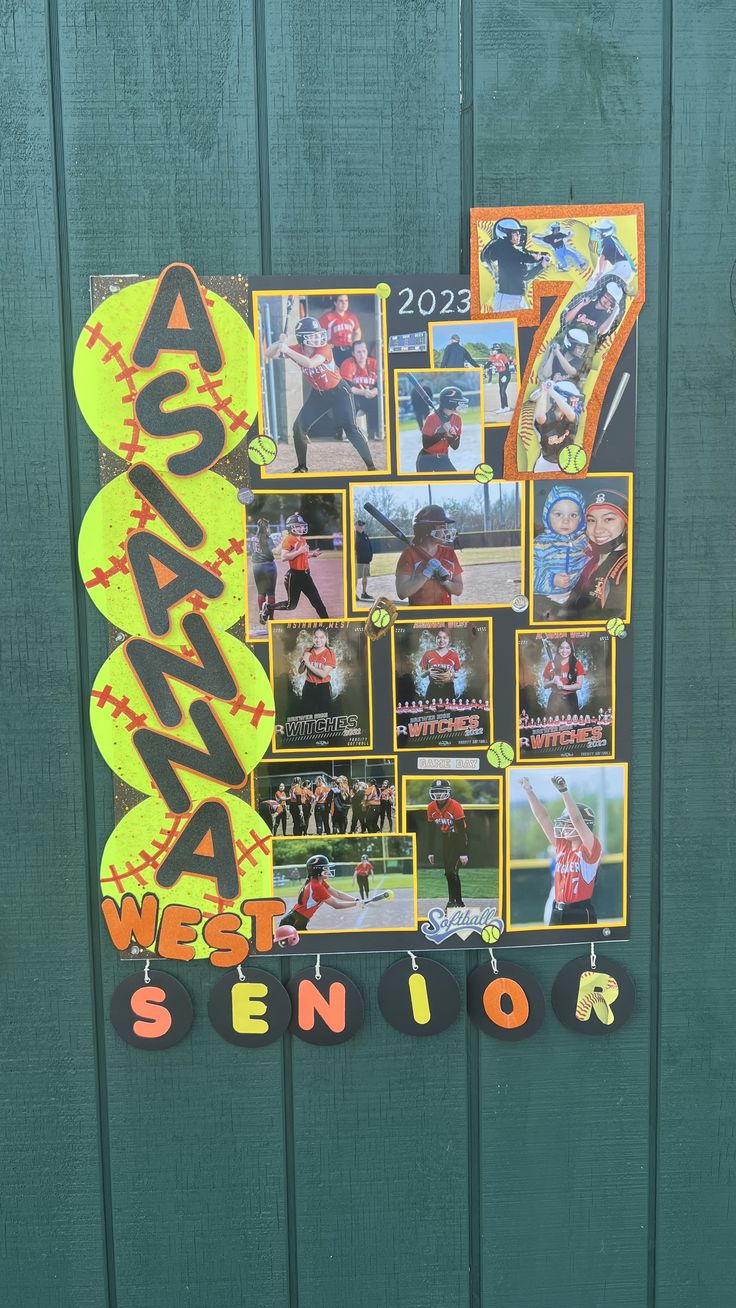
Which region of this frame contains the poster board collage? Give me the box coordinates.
[87,205,642,958]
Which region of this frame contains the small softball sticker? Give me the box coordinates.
[606,617,626,637]
[474,463,494,483]
[248,435,277,466]
[375,282,392,299]
[481,920,503,944]
[487,741,514,769]
[558,445,587,474]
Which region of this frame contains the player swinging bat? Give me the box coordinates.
[363,501,464,607]
[406,374,468,475]
[264,313,376,474]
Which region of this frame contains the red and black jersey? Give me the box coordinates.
[290,342,341,391]
[303,646,336,684]
[340,356,377,388]
[553,836,602,903]
[280,531,309,571]
[296,877,331,921]
[421,411,462,456]
[355,860,373,879]
[427,798,466,836]
[420,648,462,679]
[320,310,361,349]
[396,545,462,607]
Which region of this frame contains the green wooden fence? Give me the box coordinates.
[2,2,734,1305]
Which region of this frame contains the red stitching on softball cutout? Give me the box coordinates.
[228,696,275,726]
[236,829,271,867]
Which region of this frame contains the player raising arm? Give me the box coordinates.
[518,774,602,926]
[279,854,359,932]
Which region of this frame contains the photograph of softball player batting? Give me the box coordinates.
[506,764,627,930]
[394,368,483,474]
[350,481,522,611]
[403,776,500,919]
[428,319,520,423]
[273,835,417,935]
[244,492,346,638]
[253,287,388,477]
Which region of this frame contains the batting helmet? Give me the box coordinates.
[429,778,452,802]
[285,512,308,535]
[412,504,456,543]
[495,217,524,240]
[553,380,583,401]
[594,219,616,236]
[295,316,327,347]
[603,281,625,304]
[438,386,468,412]
[551,222,561,231]
[553,804,595,840]
[306,853,333,878]
[563,326,593,352]
[274,924,299,948]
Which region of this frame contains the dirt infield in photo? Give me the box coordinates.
[261,437,389,478]
[352,548,522,610]
[247,550,346,638]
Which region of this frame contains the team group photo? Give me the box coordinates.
[254,757,396,836]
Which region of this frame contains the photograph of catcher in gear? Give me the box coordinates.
[274,835,417,933]
[479,217,550,311]
[254,289,388,476]
[507,764,626,930]
[428,319,520,423]
[394,368,483,474]
[245,493,346,638]
[351,481,522,610]
[404,775,500,920]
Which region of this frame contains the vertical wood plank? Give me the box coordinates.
[262,7,469,1306]
[0,4,110,1303]
[655,2,736,1303]
[263,0,462,277]
[53,3,289,1304]
[471,3,667,1304]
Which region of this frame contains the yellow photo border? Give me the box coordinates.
[252,287,391,478]
[250,752,399,815]
[514,627,616,762]
[242,488,348,644]
[348,479,527,616]
[390,617,494,752]
[426,317,522,428]
[271,831,418,934]
[401,773,503,923]
[528,471,633,626]
[504,760,628,932]
[267,616,374,756]
[392,365,486,475]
